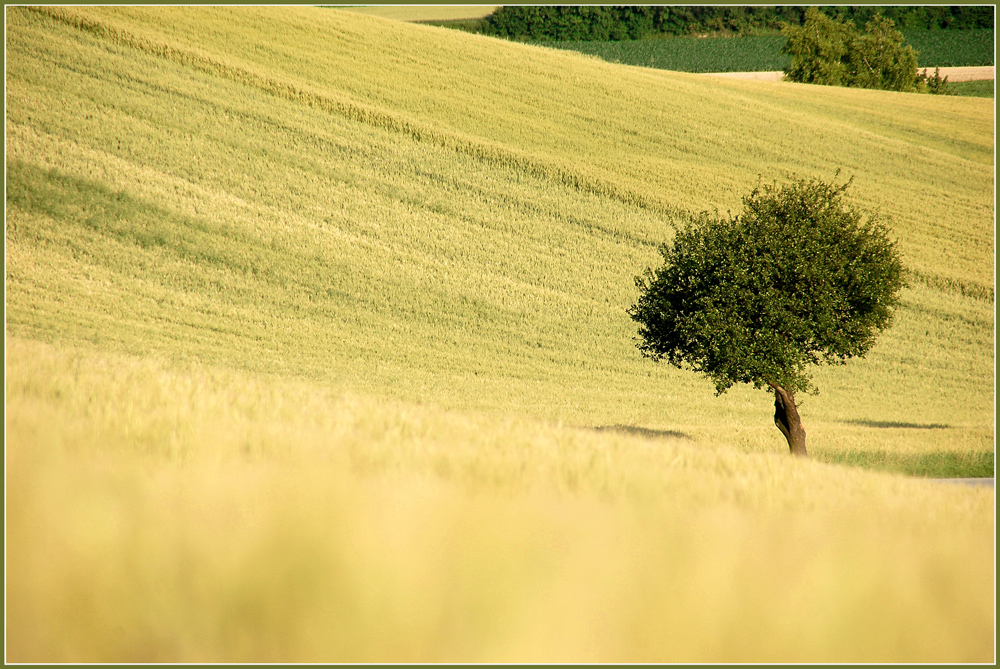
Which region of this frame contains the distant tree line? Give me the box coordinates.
[469,6,994,41]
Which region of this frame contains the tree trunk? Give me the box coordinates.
[768,383,808,457]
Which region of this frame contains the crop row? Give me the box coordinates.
[546,29,994,73]
[903,29,995,67]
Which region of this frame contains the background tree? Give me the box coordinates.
[782,7,856,86]
[628,177,905,457]
[782,9,919,91]
[846,15,919,91]
[916,67,951,95]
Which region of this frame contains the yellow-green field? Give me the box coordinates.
[338,5,500,22]
[5,5,995,663]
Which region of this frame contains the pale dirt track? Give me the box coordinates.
[930,478,995,487]
[705,65,994,82]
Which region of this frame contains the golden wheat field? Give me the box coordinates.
[5,5,995,663]
[338,5,501,22]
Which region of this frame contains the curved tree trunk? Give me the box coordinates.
[768,383,808,457]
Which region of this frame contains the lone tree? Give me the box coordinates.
[628,177,904,457]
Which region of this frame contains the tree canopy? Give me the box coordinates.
[782,9,919,91]
[628,177,905,397]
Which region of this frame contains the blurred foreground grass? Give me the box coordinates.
[6,337,995,663]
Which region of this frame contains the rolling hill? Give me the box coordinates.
[5,6,994,663]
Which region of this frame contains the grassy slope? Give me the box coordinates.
[5,6,995,663]
[950,78,996,98]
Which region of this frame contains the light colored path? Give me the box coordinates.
[928,478,995,487]
[923,65,995,82]
[705,66,994,82]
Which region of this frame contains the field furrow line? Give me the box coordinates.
[906,268,995,303]
[32,5,689,223]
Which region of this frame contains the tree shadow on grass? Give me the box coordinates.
[591,425,692,441]
[840,419,951,430]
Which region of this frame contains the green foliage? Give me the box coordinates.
[481,5,801,41]
[821,5,994,31]
[629,177,905,396]
[782,8,855,85]
[477,5,994,41]
[482,6,664,41]
[915,67,951,95]
[783,9,920,91]
[847,15,919,91]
